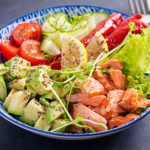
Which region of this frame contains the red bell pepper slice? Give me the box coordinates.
[107,14,148,50]
[81,13,122,47]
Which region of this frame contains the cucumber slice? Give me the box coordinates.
[47,12,67,29]
[55,13,67,29]
[71,19,88,31]
[67,24,90,40]
[60,21,72,32]
[42,21,56,33]
[83,12,109,31]
[91,12,109,26]
[43,31,61,49]
[40,38,60,56]
[0,76,7,101]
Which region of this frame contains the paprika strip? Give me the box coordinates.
[107,14,148,50]
[81,13,122,47]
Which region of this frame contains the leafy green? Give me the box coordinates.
[112,27,150,75]
[130,106,150,115]
[111,27,150,97]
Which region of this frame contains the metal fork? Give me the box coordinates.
[128,0,150,25]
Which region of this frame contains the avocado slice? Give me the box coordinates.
[19,99,44,126]
[26,85,37,98]
[8,78,37,98]
[7,91,30,115]
[0,64,9,76]
[0,76,7,101]
[42,85,64,99]
[46,101,64,124]
[3,89,17,109]
[51,119,69,133]
[27,69,53,95]
[9,57,31,78]
[7,78,27,91]
[34,114,51,131]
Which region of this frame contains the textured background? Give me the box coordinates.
[0,0,150,150]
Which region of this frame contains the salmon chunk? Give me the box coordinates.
[90,90,125,120]
[73,103,107,132]
[108,113,138,129]
[80,77,104,97]
[119,88,139,111]
[109,70,127,90]
[137,97,150,108]
[106,90,125,115]
[101,59,123,70]
[70,93,106,107]
[93,69,116,93]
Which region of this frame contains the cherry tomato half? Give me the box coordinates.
[18,40,49,65]
[0,40,19,60]
[12,22,42,45]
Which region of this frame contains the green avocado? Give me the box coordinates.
[51,119,69,133]
[8,56,31,78]
[27,69,53,95]
[0,76,7,101]
[19,98,44,126]
[0,64,9,75]
[7,78,27,91]
[34,114,51,131]
[42,85,64,99]
[46,101,64,124]
[26,84,37,98]
[3,89,17,109]
[7,90,30,115]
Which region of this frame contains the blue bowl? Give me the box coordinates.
[0,5,149,140]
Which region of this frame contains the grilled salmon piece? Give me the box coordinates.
[73,103,107,132]
[101,59,123,70]
[90,90,125,120]
[70,93,106,107]
[109,70,127,90]
[93,69,116,93]
[137,97,150,108]
[106,90,125,115]
[108,113,138,129]
[119,88,139,111]
[80,77,104,97]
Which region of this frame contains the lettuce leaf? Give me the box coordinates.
[111,27,150,98]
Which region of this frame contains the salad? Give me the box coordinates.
[0,11,150,134]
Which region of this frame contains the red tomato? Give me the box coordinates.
[18,40,49,65]
[12,22,42,45]
[0,40,19,60]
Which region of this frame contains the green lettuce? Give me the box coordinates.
[111,27,150,98]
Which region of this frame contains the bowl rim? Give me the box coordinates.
[0,4,149,139]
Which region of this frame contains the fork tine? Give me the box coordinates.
[129,0,136,14]
[135,0,142,13]
[140,0,147,14]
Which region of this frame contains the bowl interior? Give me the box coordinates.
[0,5,149,140]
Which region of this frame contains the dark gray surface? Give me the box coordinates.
[0,0,149,150]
